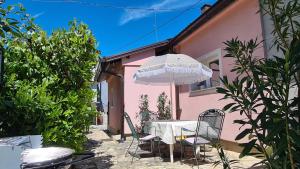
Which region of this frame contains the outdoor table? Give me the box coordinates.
[144,120,193,163]
[144,120,218,163]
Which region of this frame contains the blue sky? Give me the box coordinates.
[8,0,216,57]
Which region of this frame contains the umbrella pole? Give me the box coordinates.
[170,82,173,119]
[169,72,174,120]
[169,82,173,120]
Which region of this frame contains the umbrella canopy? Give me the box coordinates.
[133,53,213,119]
[134,54,213,85]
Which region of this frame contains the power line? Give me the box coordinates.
[32,0,203,55]
[32,0,176,11]
[154,10,158,42]
[112,0,202,54]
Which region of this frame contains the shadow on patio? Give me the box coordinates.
[71,134,115,169]
[73,129,263,169]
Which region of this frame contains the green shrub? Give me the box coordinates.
[157,92,171,120]
[136,94,152,134]
[0,5,99,151]
[217,0,300,168]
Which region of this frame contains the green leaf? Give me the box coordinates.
[233,120,247,125]
[216,87,228,94]
[223,103,236,112]
[290,130,300,147]
[7,5,14,12]
[239,139,257,158]
[235,128,251,141]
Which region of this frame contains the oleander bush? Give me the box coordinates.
[216,0,300,168]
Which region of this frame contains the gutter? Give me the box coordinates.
[104,39,170,62]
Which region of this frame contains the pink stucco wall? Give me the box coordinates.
[122,50,176,134]
[176,0,264,142]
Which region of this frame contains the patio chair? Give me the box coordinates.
[179,109,225,168]
[124,112,161,163]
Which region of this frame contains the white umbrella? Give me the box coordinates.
[133,53,213,119]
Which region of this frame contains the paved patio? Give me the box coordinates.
[72,129,263,169]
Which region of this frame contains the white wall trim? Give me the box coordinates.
[189,48,223,95]
[197,48,222,73]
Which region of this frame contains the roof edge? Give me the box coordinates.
[103,39,171,62]
[169,0,235,46]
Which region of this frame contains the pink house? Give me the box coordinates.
[95,0,266,151]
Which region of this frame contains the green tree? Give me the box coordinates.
[0,3,40,135]
[0,3,36,85]
[40,21,98,151]
[0,4,26,39]
[1,19,99,151]
[216,0,300,168]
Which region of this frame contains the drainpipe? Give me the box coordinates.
[120,72,125,142]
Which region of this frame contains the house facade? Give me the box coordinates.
[95,0,268,149]
[170,0,265,146]
[95,41,174,136]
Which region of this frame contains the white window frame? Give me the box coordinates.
[189,48,223,95]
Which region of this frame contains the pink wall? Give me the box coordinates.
[122,50,175,134]
[176,0,264,142]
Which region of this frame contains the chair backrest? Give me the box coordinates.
[124,112,139,139]
[195,109,225,142]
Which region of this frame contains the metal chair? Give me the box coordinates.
[124,112,161,163]
[180,109,225,168]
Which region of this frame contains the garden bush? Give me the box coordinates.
[157,92,171,120]
[135,94,153,134]
[216,0,300,168]
[0,4,99,151]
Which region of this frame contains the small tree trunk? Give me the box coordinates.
[298,72,300,125]
[0,46,4,90]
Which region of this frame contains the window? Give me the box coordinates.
[208,59,221,87]
[190,49,222,93]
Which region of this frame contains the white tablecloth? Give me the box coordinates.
[144,120,218,144]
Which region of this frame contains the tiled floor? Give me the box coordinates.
[72,129,263,169]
